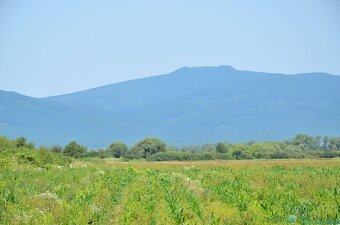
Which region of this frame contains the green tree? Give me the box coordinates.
[131,138,166,158]
[230,144,252,159]
[51,145,63,153]
[84,151,99,157]
[216,142,229,153]
[15,137,27,147]
[63,141,87,158]
[232,149,246,159]
[328,137,340,151]
[97,149,107,159]
[289,134,320,150]
[14,136,34,149]
[322,136,329,151]
[107,142,128,158]
[121,150,139,160]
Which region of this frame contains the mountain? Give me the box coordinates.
[0,90,164,147]
[1,66,340,147]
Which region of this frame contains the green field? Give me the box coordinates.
[1,158,340,225]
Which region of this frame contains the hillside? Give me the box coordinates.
[1,66,340,146]
[46,66,340,143]
[0,90,164,147]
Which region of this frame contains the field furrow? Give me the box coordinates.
[1,159,340,224]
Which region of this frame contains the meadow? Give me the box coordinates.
[1,158,339,225]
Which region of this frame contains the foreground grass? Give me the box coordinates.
[1,158,339,224]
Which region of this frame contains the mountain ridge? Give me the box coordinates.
[45,65,337,98]
[1,66,340,147]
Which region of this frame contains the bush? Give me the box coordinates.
[51,145,63,153]
[97,149,107,159]
[83,151,99,157]
[17,148,72,169]
[18,152,44,168]
[14,137,34,149]
[216,142,229,153]
[270,151,289,159]
[0,159,9,172]
[63,141,87,158]
[131,138,166,158]
[146,151,232,161]
[0,136,13,152]
[107,142,128,158]
[122,150,140,160]
[319,151,340,158]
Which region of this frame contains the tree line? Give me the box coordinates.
[1,134,340,161]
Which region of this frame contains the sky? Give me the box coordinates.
[1,0,340,97]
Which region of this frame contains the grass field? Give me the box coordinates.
[1,158,340,225]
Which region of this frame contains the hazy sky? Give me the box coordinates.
[1,0,340,97]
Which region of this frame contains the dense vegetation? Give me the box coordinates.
[0,136,71,170]
[0,156,339,224]
[1,134,340,162]
[1,135,340,224]
[151,134,340,161]
[93,134,340,161]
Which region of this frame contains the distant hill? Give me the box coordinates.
[0,90,164,147]
[1,66,340,147]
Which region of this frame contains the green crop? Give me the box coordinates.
[0,158,339,224]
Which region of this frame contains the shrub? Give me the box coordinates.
[63,141,87,158]
[97,149,107,159]
[0,136,13,152]
[107,142,128,158]
[0,159,9,172]
[146,151,232,161]
[84,151,99,157]
[17,151,45,168]
[122,150,140,160]
[14,137,34,149]
[131,138,166,158]
[50,145,63,153]
[320,151,340,158]
[216,142,229,153]
[270,151,289,159]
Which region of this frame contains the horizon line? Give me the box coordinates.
[1,64,338,99]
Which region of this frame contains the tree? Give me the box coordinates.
[216,142,229,153]
[15,137,27,147]
[107,142,128,158]
[51,145,62,153]
[97,149,107,159]
[131,138,166,158]
[83,151,98,157]
[322,136,330,151]
[289,134,320,150]
[122,150,139,160]
[14,136,34,149]
[329,137,340,151]
[232,149,246,159]
[63,141,87,158]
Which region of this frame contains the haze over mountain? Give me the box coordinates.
[1,66,340,147]
[0,91,164,147]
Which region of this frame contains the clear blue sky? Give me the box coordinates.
[1,0,339,97]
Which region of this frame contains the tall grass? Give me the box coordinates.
[0,156,339,224]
